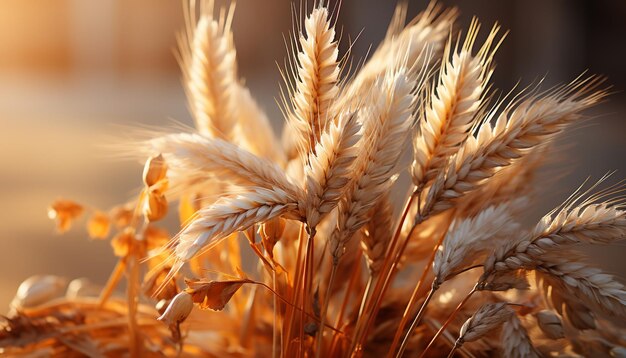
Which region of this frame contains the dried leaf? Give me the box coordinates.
[87,211,110,239]
[185,278,253,311]
[109,204,134,229]
[47,199,84,233]
[144,225,170,249]
[110,228,134,257]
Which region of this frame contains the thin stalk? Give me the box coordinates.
[272,270,279,358]
[98,259,126,308]
[316,262,338,358]
[419,285,478,358]
[299,228,316,356]
[127,248,141,357]
[284,224,306,356]
[350,190,418,353]
[329,254,362,354]
[446,341,461,358]
[389,231,447,356]
[396,283,438,358]
[358,275,374,317]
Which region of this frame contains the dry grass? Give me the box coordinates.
[3,1,625,357]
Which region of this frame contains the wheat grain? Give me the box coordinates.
[9,1,626,357]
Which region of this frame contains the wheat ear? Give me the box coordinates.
[235,85,286,166]
[500,314,539,358]
[351,2,457,95]
[412,20,501,188]
[538,271,597,330]
[178,0,237,139]
[304,112,361,229]
[174,187,301,262]
[457,302,513,344]
[283,6,340,159]
[423,76,607,216]
[147,133,303,202]
[481,188,625,278]
[536,253,626,321]
[331,68,417,262]
[361,192,394,275]
[433,198,525,287]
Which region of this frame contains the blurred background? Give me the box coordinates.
[0,0,624,309]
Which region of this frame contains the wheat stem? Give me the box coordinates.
[396,283,437,358]
[316,261,337,358]
[419,285,477,358]
[389,228,446,356]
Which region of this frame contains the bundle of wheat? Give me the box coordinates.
[3,1,625,357]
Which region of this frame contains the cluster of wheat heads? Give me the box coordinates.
[2,1,625,357]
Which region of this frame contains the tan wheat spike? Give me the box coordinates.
[423,76,607,216]
[500,314,540,358]
[457,302,513,344]
[433,198,525,287]
[538,272,597,330]
[146,133,304,203]
[234,85,286,166]
[352,1,457,94]
[458,145,546,218]
[411,20,502,188]
[283,6,340,160]
[330,68,417,261]
[384,2,410,41]
[178,0,238,139]
[535,253,626,321]
[304,112,362,229]
[174,186,301,263]
[481,184,625,278]
[361,192,394,275]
